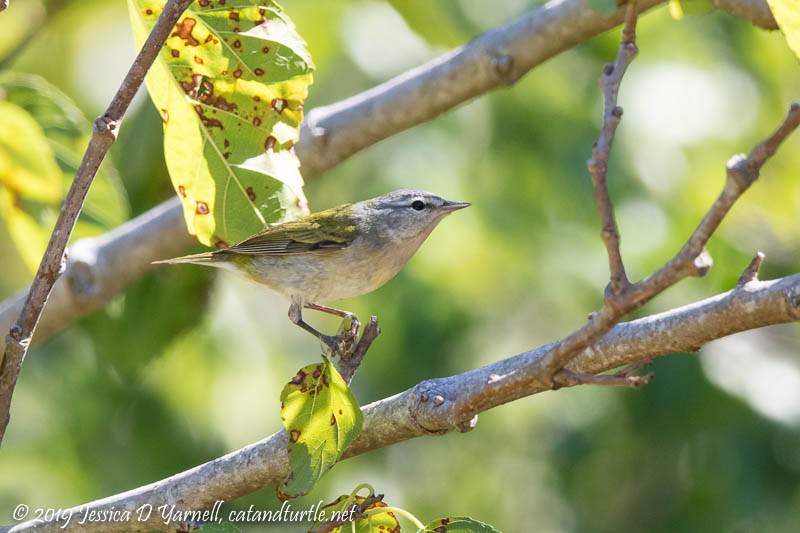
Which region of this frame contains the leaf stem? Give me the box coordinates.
[365,507,425,530]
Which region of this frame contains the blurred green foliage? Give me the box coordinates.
[1,1,800,532]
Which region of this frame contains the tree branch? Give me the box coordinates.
[0,0,196,446]
[2,272,798,533]
[0,0,778,349]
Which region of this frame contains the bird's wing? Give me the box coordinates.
[223,205,359,256]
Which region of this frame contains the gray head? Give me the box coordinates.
[357,189,470,244]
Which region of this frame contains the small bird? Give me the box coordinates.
[154,189,470,351]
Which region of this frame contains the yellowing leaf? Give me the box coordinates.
[278,358,362,499]
[767,0,800,60]
[0,100,61,202]
[417,517,502,533]
[0,186,50,271]
[311,495,399,533]
[0,72,130,233]
[128,0,313,247]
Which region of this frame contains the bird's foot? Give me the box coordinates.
[322,313,361,357]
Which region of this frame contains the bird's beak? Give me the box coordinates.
[440,200,471,212]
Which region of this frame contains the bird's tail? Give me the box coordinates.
[151,251,221,265]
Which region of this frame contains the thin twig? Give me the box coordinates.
[338,317,381,385]
[737,252,765,287]
[308,494,384,533]
[587,1,638,297]
[542,6,800,383]
[553,368,653,389]
[0,0,195,447]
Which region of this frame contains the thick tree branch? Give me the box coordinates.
[0,0,778,349]
[0,0,196,446]
[2,272,798,533]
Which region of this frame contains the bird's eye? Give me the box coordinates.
[411,200,425,211]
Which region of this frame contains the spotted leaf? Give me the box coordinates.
[417,517,501,533]
[767,0,800,61]
[310,495,400,533]
[128,0,313,247]
[278,358,362,499]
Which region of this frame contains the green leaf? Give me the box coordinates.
[0,186,50,271]
[587,0,618,15]
[417,517,502,533]
[278,358,363,499]
[127,0,313,247]
[0,72,131,233]
[767,0,800,61]
[310,495,400,533]
[0,100,61,202]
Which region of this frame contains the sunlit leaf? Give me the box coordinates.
[278,358,362,499]
[0,187,50,271]
[767,0,800,61]
[310,495,400,533]
[417,517,501,532]
[128,0,313,247]
[0,72,130,234]
[669,0,684,19]
[0,100,61,202]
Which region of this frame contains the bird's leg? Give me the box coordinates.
[305,303,360,352]
[288,302,341,354]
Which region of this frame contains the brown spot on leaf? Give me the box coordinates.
[178,185,186,197]
[198,0,208,5]
[246,187,256,201]
[271,98,287,113]
[254,68,264,76]
[258,7,266,15]
[441,518,451,525]
[289,430,301,443]
[233,39,241,48]
[233,27,240,33]
[433,528,446,533]
[330,414,336,426]
[194,56,203,64]
[233,68,242,78]
[172,18,200,46]
[253,117,261,126]
[224,139,230,147]
[264,136,276,151]
[145,8,153,15]
[219,0,225,4]
[316,383,323,394]
[338,409,343,415]
[312,366,322,379]
[254,95,261,101]
[193,104,223,129]
[262,46,269,54]
[223,151,231,159]
[289,370,306,385]
[160,109,169,123]
[204,34,213,44]
[215,240,229,249]
[229,11,239,21]
[196,201,209,215]
[171,49,179,58]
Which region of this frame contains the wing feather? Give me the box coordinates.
[221,206,358,256]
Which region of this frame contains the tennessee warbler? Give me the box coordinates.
[154,189,470,351]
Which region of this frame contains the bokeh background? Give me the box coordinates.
[1,1,800,531]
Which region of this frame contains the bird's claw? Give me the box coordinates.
[322,314,361,357]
